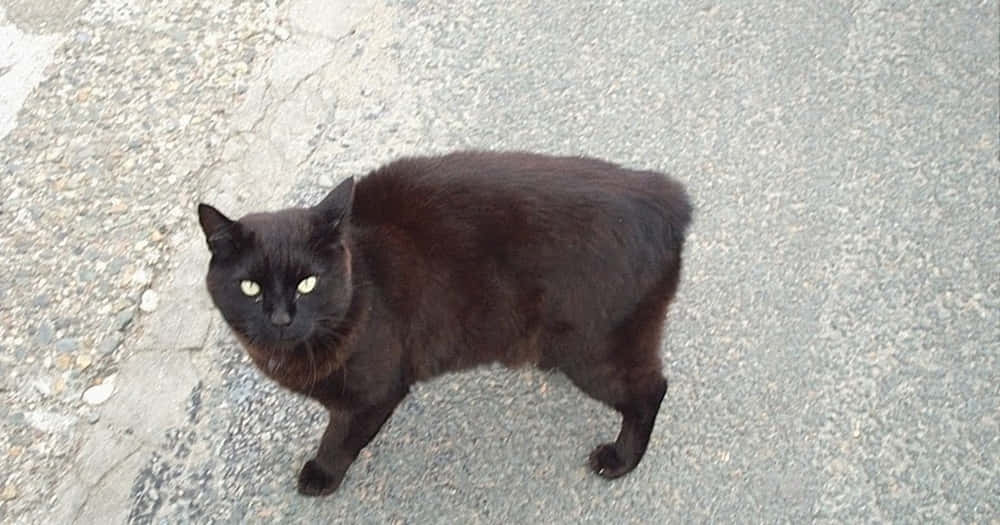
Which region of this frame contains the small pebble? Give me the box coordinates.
[54,338,79,353]
[45,147,64,162]
[35,323,55,345]
[108,257,127,275]
[76,354,93,369]
[54,355,72,371]
[140,289,159,312]
[132,268,151,286]
[98,332,125,354]
[24,410,78,433]
[113,309,135,331]
[1,484,17,501]
[82,381,115,405]
[31,379,52,397]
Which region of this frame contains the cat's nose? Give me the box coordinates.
[270,309,292,327]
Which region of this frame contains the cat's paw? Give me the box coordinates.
[297,459,343,496]
[588,443,633,479]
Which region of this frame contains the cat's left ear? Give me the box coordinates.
[315,177,355,228]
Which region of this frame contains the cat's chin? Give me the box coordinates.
[240,332,311,355]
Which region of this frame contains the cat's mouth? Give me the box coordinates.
[249,325,312,350]
[273,328,310,345]
[275,330,300,342]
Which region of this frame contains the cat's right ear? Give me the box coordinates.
[315,177,355,229]
[198,203,243,258]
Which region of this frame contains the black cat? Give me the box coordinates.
[198,151,692,496]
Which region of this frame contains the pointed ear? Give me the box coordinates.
[197,203,244,257]
[315,177,355,228]
[198,203,233,239]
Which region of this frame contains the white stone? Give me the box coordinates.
[131,268,151,286]
[139,289,159,312]
[24,410,78,433]
[31,378,51,396]
[82,380,115,405]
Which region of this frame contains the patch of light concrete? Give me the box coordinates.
[0,7,63,141]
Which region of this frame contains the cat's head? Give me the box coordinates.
[197,178,356,353]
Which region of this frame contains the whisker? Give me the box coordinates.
[341,359,348,397]
[305,341,318,397]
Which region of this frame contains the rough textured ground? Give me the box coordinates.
[0,1,997,523]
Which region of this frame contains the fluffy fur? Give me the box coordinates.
[198,151,692,496]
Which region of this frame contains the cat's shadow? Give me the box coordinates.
[288,365,614,486]
[204,348,669,522]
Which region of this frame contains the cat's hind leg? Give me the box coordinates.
[587,371,667,478]
[570,274,677,479]
[557,341,669,480]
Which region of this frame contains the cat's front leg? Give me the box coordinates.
[297,393,406,496]
[297,409,350,496]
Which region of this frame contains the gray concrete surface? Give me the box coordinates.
[1,0,997,523]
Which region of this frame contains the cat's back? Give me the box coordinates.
[352,151,691,245]
[349,151,691,372]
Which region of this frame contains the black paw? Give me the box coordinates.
[297,459,343,496]
[588,443,634,479]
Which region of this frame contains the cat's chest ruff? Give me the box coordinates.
[237,336,344,392]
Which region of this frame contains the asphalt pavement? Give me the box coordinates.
[1,1,997,523]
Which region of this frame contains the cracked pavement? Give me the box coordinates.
[1,0,998,523]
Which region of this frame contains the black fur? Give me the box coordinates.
[198,151,692,495]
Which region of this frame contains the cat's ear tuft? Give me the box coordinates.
[315,177,355,227]
[198,204,243,257]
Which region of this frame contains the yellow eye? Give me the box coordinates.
[240,280,261,297]
[297,276,317,294]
